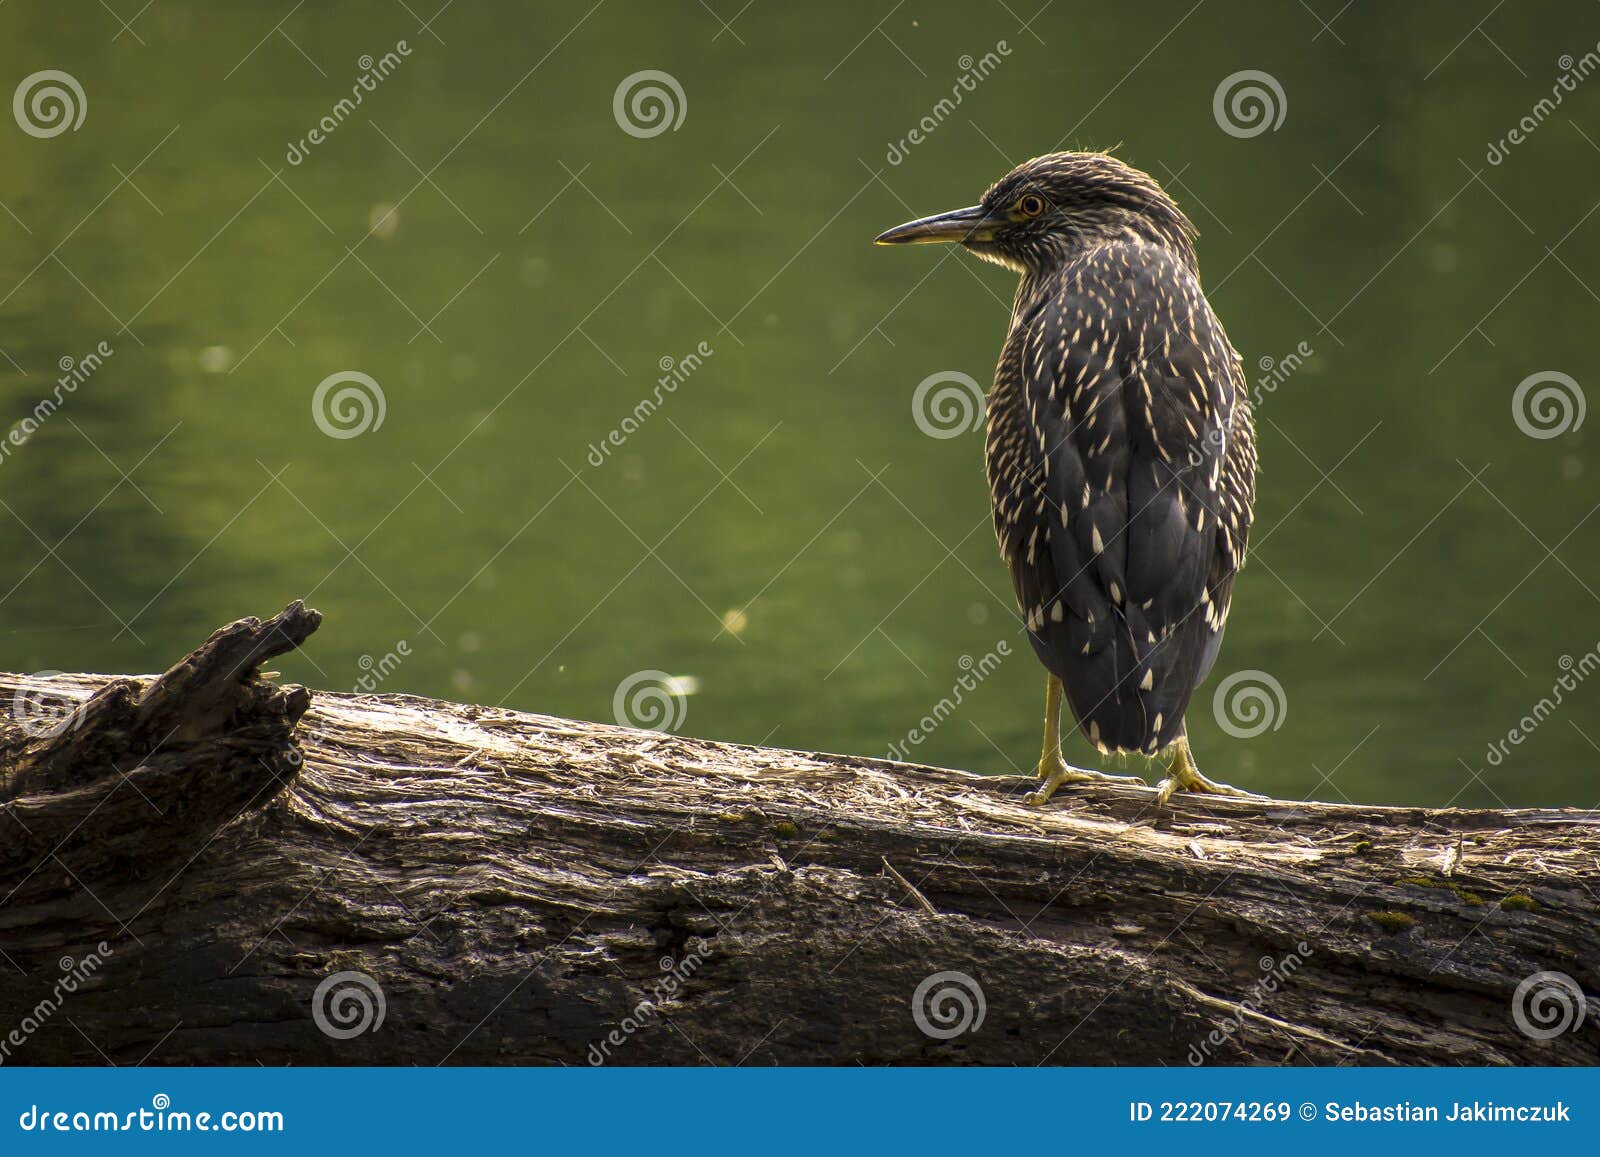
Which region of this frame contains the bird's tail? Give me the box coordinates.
[1025,609,1206,754]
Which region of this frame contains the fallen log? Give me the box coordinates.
[1,603,1596,1066]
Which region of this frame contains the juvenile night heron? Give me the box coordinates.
[875,152,1258,806]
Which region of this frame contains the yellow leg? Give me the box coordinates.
[1153,733,1260,805]
[1023,674,1145,806]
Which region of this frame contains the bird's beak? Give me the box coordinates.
[873,204,1000,246]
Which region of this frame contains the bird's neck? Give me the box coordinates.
[1013,230,1199,309]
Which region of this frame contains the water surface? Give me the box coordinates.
[3,1,1598,807]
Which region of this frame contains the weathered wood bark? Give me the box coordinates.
[1,604,1597,1066]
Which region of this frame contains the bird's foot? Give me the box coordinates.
[1023,753,1146,806]
[1153,746,1262,806]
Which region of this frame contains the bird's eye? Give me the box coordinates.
[1016,193,1046,218]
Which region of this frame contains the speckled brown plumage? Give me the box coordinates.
[881,152,1256,762]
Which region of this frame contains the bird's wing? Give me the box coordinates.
[987,242,1254,753]
[1195,339,1256,688]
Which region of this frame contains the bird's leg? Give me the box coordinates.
[1153,732,1261,806]
[1023,674,1146,806]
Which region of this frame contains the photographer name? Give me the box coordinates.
[1324,1100,1571,1123]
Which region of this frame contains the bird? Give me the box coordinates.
[874,151,1258,806]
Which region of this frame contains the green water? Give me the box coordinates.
[2,0,1597,807]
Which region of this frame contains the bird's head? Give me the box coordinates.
[873,151,1196,275]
